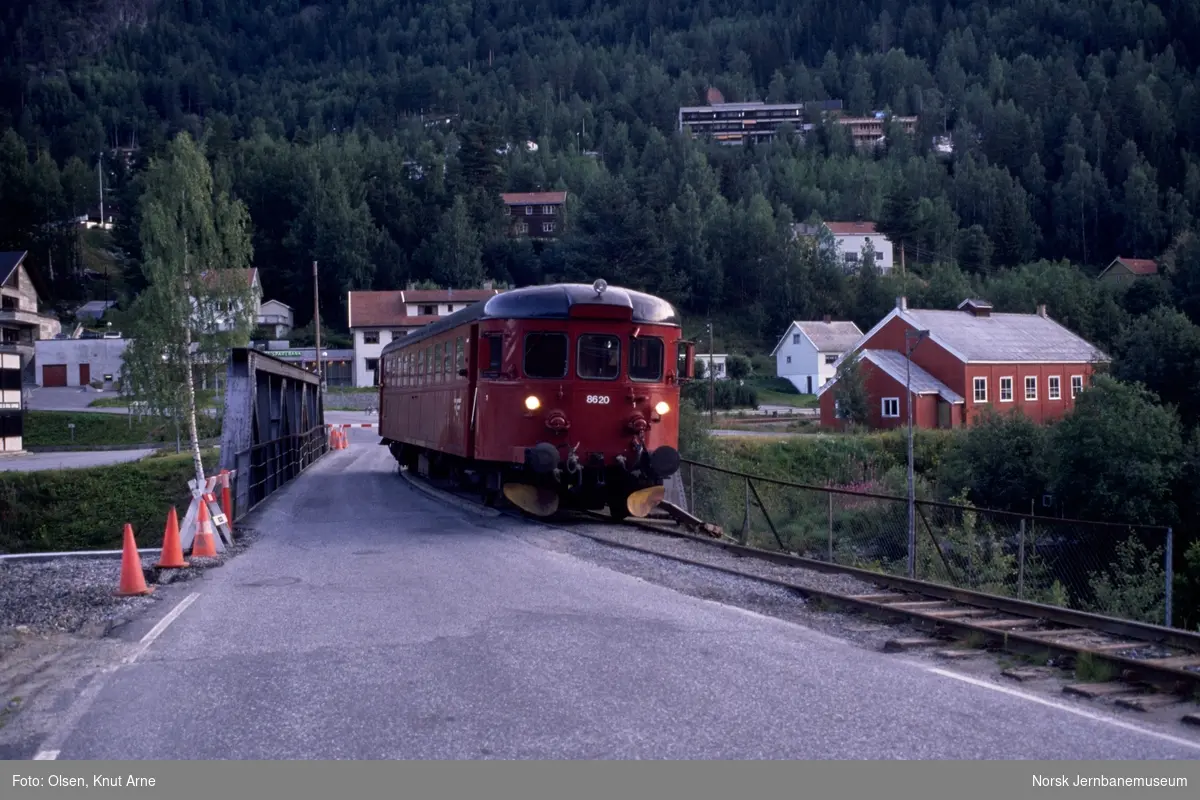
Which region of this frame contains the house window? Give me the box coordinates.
[973,377,987,402]
[792,333,800,345]
[421,305,435,315]
[1071,375,1083,398]
[516,222,528,234]
[446,304,453,313]
[881,397,900,418]
[542,205,556,215]
[1049,376,1061,400]
[363,331,380,344]
[542,222,555,233]
[525,206,533,215]
[1025,376,1037,401]
[1000,377,1013,402]
[824,354,837,364]
[786,355,792,363]
[365,358,379,385]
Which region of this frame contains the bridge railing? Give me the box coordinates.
[679,457,1177,629]
[229,424,328,523]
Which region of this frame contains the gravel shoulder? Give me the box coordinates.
[0,528,263,758]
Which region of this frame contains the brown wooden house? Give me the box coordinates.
[500,191,568,239]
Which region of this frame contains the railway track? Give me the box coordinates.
[402,468,1200,723]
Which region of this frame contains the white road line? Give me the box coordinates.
[30,593,201,760]
[125,592,201,664]
[925,666,1200,752]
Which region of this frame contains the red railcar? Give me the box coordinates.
[377,281,696,518]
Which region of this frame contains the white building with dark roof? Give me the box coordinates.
[770,317,864,394]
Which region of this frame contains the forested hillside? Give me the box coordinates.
[3,0,1200,346]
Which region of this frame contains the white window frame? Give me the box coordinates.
[542,221,555,233]
[1025,376,1037,401]
[525,206,533,215]
[973,377,987,402]
[1048,375,1061,400]
[999,376,1013,402]
[792,333,800,344]
[881,397,900,418]
[1071,375,1083,398]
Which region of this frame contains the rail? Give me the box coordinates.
[228,424,329,522]
[678,457,1180,630]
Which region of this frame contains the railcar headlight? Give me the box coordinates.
[524,395,541,411]
[655,401,670,415]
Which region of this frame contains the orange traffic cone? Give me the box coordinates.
[155,506,189,569]
[116,524,153,596]
[219,470,234,535]
[191,500,218,558]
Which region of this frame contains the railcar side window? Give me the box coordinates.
[524,332,568,379]
[629,337,664,382]
[577,334,620,380]
[456,337,465,376]
[481,333,503,376]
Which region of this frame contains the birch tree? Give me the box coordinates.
[121,132,255,489]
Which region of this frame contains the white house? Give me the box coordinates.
[793,221,895,273]
[770,317,864,395]
[192,268,263,333]
[695,353,729,380]
[257,299,294,338]
[346,287,502,387]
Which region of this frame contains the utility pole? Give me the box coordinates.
[97,152,104,228]
[313,260,323,392]
[706,320,714,422]
[905,328,929,578]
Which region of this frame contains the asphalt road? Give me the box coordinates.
[34,426,1200,759]
[0,448,158,472]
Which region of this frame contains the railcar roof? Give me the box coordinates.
[381,283,681,354]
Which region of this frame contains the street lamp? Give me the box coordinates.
[905,328,929,578]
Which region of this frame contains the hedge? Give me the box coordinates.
[0,449,220,553]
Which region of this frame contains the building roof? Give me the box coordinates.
[500,191,568,206]
[347,288,502,329]
[816,349,965,404]
[0,251,27,284]
[824,221,879,236]
[1102,257,1158,276]
[198,268,259,291]
[75,300,116,315]
[770,319,863,355]
[837,298,1111,366]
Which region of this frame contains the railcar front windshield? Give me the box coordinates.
[524,332,568,378]
[629,336,664,382]
[577,334,621,380]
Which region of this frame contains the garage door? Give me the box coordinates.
[43,364,67,387]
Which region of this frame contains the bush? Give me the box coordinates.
[682,379,758,410]
[0,449,220,553]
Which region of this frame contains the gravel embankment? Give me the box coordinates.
[0,527,261,635]
[567,523,882,596]
[511,521,931,650]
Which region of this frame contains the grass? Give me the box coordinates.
[0,449,220,552]
[23,410,221,447]
[1073,652,1118,683]
[87,388,220,409]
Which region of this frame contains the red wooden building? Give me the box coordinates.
[817,297,1110,431]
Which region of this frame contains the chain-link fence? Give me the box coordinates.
[680,458,1177,628]
[229,425,329,524]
